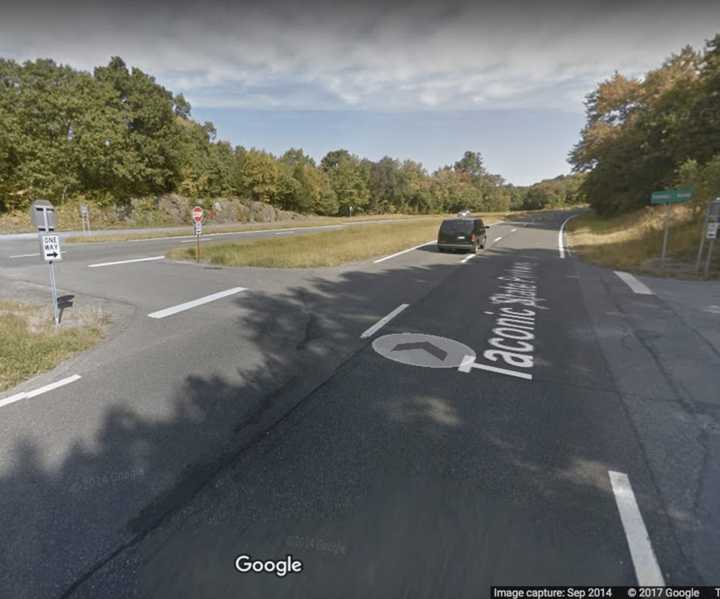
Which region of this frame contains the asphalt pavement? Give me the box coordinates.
[0,212,717,598]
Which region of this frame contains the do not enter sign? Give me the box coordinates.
[192,206,203,224]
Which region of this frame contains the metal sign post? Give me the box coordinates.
[192,206,203,263]
[660,202,671,267]
[650,188,693,270]
[31,200,61,325]
[695,205,712,271]
[80,204,91,235]
[701,199,720,279]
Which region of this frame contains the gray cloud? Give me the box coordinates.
[1,0,718,112]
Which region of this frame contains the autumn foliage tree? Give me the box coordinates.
[570,36,720,216]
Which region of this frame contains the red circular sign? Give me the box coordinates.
[192,206,203,223]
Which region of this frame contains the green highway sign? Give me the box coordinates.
[650,188,693,204]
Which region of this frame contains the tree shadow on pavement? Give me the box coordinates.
[0,246,710,599]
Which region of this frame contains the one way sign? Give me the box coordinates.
[41,235,62,262]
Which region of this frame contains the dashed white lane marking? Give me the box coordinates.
[148,287,247,319]
[9,253,41,258]
[511,228,518,232]
[373,240,436,264]
[703,305,720,314]
[614,271,654,295]
[88,256,165,268]
[360,304,409,339]
[0,374,82,409]
[558,214,577,258]
[460,254,475,263]
[608,471,665,586]
[492,236,503,244]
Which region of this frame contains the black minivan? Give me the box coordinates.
[437,218,487,253]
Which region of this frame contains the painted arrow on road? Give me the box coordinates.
[392,341,448,361]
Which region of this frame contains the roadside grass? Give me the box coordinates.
[567,205,718,279]
[63,214,435,244]
[0,301,109,392]
[167,213,507,267]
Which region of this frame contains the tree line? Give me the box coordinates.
[570,34,720,216]
[0,56,584,216]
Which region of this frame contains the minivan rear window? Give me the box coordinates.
[440,219,474,234]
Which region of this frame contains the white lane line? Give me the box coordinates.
[9,253,41,258]
[128,235,191,243]
[360,303,409,339]
[614,271,654,295]
[558,214,577,258]
[88,256,165,268]
[461,254,474,263]
[373,240,435,264]
[148,287,247,319]
[608,471,665,586]
[0,374,82,409]
[492,236,503,244]
[511,228,518,232]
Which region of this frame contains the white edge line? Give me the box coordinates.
[608,470,665,586]
[9,253,41,258]
[148,287,247,319]
[0,374,82,408]
[493,236,503,243]
[558,214,577,259]
[373,240,435,264]
[88,256,165,268]
[614,271,654,295]
[360,304,409,338]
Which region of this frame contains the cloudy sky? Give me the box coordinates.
[1,0,718,184]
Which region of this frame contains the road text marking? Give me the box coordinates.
[614,271,654,295]
[0,374,82,409]
[558,215,577,258]
[458,355,533,380]
[373,240,435,264]
[360,304,409,338]
[88,256,165,268]
[608,470,665,586]
[148,287,247,319]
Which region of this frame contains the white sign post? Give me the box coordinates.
[192,206,204,263]
[31,200,61,325]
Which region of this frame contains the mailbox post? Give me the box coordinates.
[31,200,62,325]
